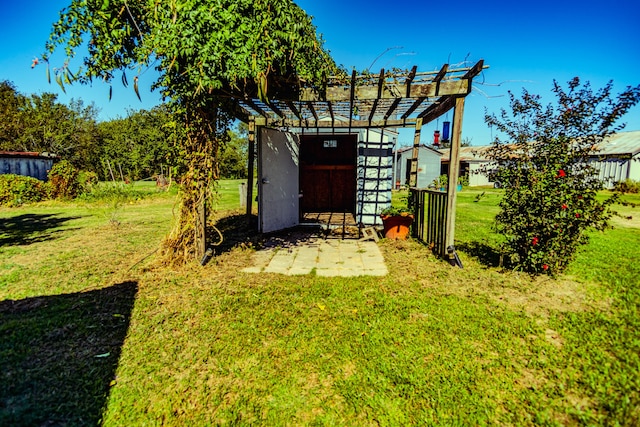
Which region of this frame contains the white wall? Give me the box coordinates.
[468,162,493,187]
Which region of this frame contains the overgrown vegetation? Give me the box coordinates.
[614,178,640,194]
[0,174,49,206]
[43,0,343,264]
[1,185,638,425]
[484,78,640,274]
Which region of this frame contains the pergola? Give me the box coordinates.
[230,59,487,257]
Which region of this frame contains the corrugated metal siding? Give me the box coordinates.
[0,156,54,181]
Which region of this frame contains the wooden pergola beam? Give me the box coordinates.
[433,63,449,83]
[368,68,385,122]
[243,98,269,117]
[300,78,470,102]
[463,59,484,79]
[418,96,456,122]
[409,118,423,187]
[384,98,401,120]
[254,116,415,129]
[266,101,285,118]
[348,70,357,130]
[246,117,256,220]
[306,101,318,121]
[444,97,466,251]
[401,97,426,119]
[285,100,301,120]
[328,101,334,124]
[405,65,417,97]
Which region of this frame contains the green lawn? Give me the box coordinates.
[1,183,638,425]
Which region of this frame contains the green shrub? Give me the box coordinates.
[48,160,81,199]
[457,174,469,187]
[613,179,640,194]
[78,171,99,194]
[0,174,49,207]
[484,78,640,275]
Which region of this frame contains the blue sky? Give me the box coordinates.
[1,1,639,146]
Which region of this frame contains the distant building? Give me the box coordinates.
[0,151,57,181]
[393,145,443,188]
[589,131,640,187]
[439,145,495,187]
[439,130,640,187]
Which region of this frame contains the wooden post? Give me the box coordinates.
[444,97,465,250]
[196,186,206,260]
[246,117,256,222]
[409,118,423,187]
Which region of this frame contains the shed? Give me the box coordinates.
[394,145,443,188]
[0,151,56,181]
[440,130,640,188]
[589,130,640,187]
[202,60,488,260]
[439,146,494,187]
[231,61,487,236]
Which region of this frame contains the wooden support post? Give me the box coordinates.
[409,118,423,187]
[445,97,465,250]
[196,185,206,260]
[246,117,256,222]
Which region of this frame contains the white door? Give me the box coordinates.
[259,128,300,233]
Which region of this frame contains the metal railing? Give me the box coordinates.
[410,188,448,257]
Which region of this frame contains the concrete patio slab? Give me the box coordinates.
[242,230,388,277]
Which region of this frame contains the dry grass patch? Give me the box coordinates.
[378,238,605,319]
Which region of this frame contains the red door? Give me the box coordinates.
[299,134,357,213]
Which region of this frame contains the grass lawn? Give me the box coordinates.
[1,183,638,425]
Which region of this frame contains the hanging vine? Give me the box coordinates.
[43,0,342,264]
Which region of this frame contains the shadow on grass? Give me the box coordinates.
[0,281,138,426]
[456,241,503,268]
[210,212,326,254]
[0,213,82,247]
[209,212,260,254]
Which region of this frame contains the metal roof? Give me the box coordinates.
[395,144,443,156]
[0,151,57,159]
[439,146,492,162]
[595,131,640,156]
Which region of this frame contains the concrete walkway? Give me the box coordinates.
[242,231,387,277]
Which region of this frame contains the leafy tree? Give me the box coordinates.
[44,0,340,263]
[0,81,27,148]
[0,81,101,171]
[484,78,640,275]
[219,124,249,179]
[98,106,177,180]
[18,95,101,170]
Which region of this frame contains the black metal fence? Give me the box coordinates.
[410,188,448,257]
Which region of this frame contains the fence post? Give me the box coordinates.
[409,118,423,187]
[445,97,465,250]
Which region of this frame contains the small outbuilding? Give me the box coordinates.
[232,61,487,238]
[394,144,443,188]
[439,146,494,187]
[590,130,640,187]
[440,130,640,188]
[0,151,56,181]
